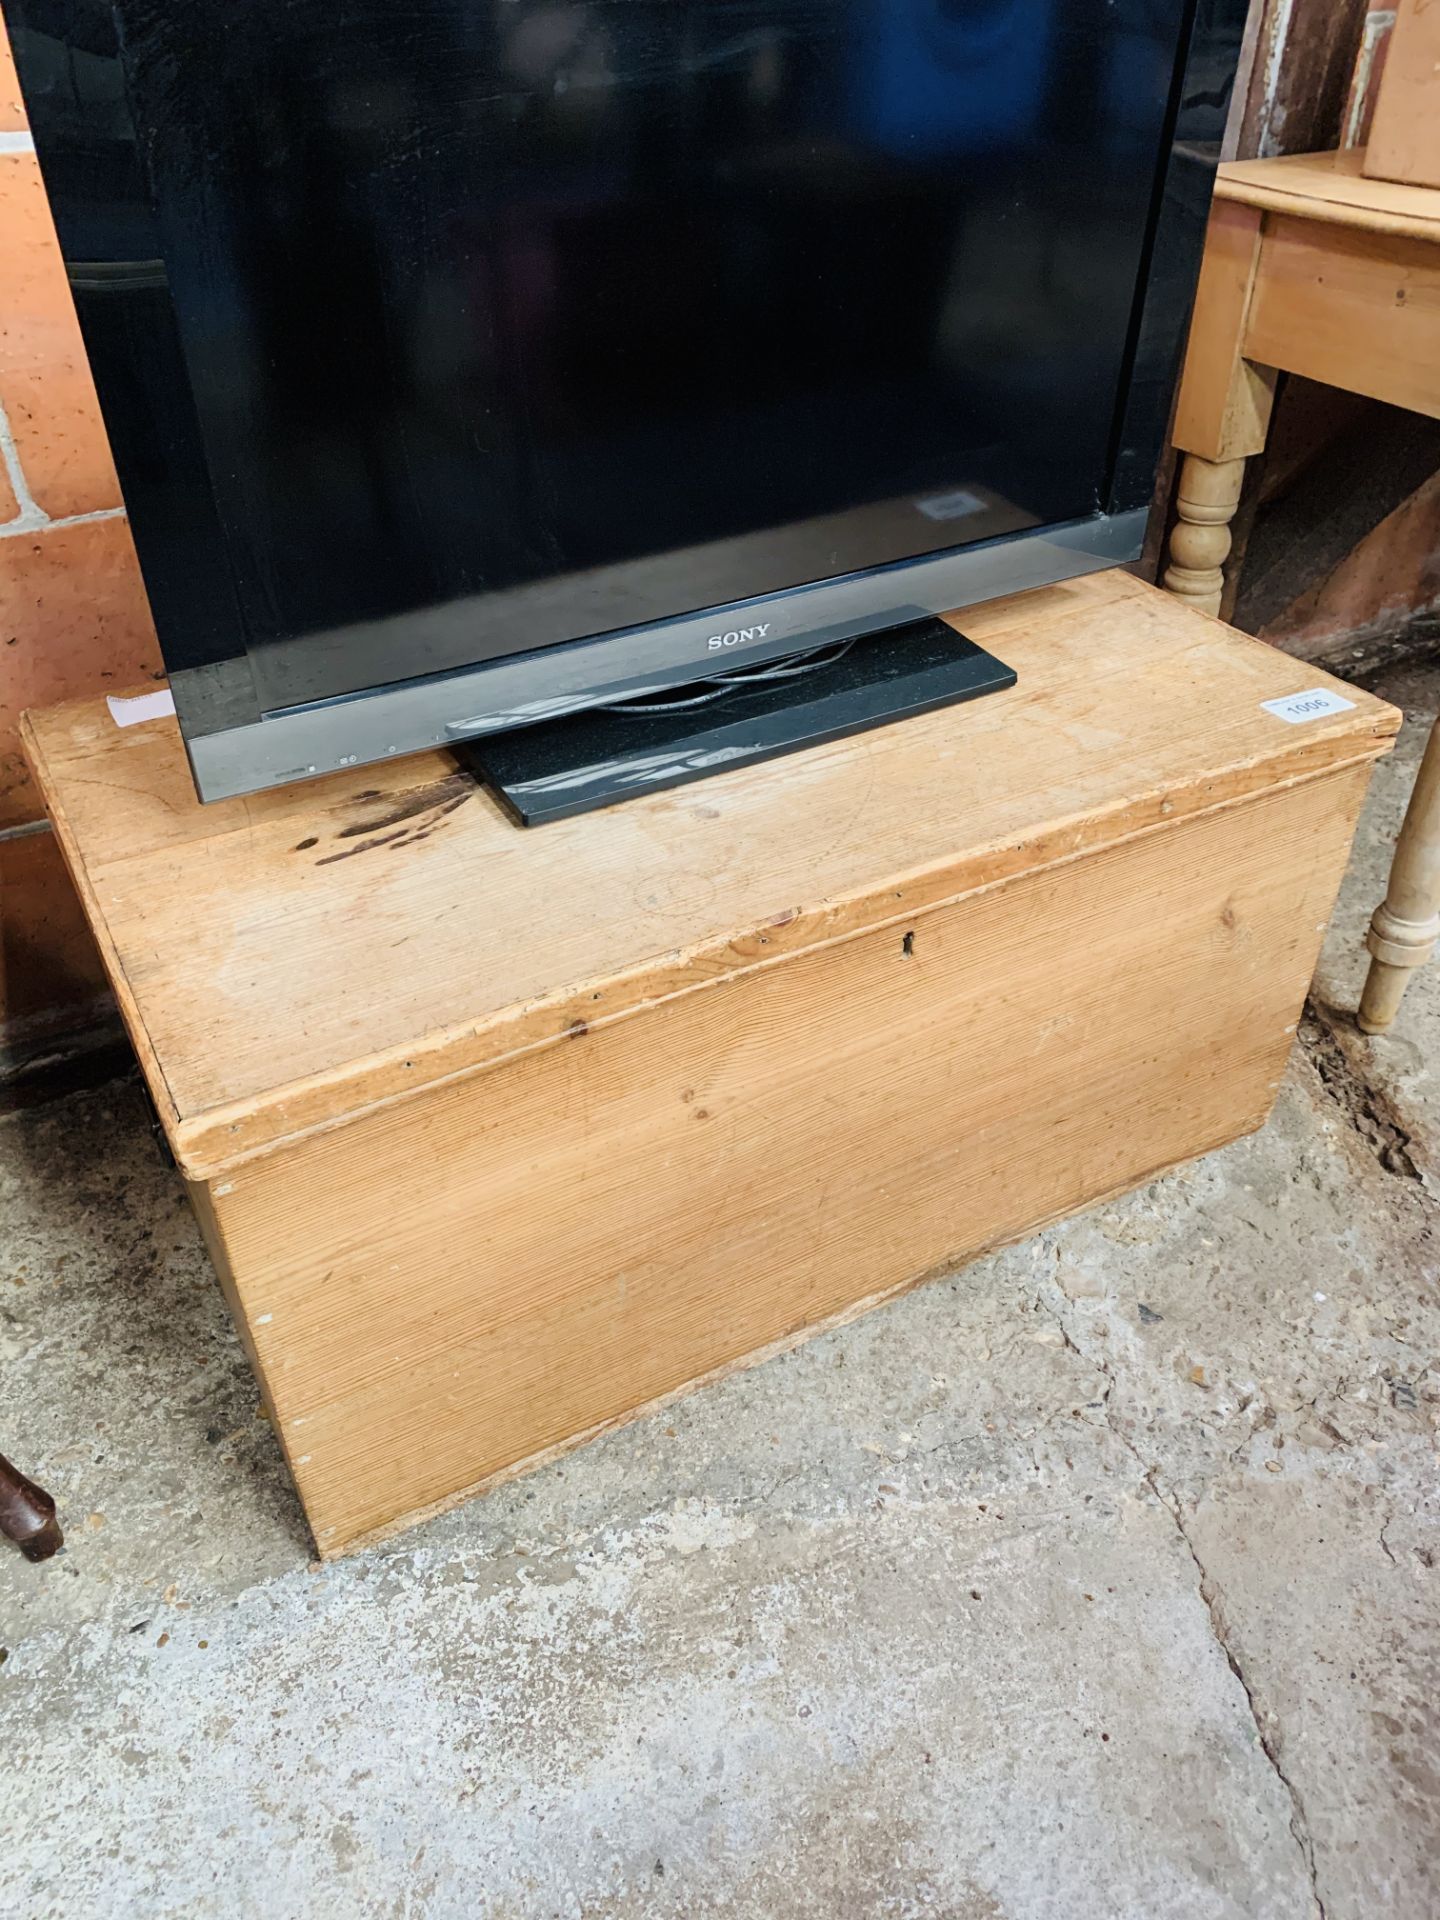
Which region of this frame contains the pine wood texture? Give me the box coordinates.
[21,572,1396,1176]
[1243,215,1440,419]
[1162,453,1249,610]
[1171,199,1275,464]
[22,572,1398,1553]
[1175,149,1440,1036]
[1363,0,1440,193]
[1168,148,1440,613]
[1361,715,1440,1032]
[1218,148,1440,244]
[204,761,1377,1555]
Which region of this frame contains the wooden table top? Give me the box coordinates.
[22,570,1398,1175]
[1217,148,1440,243]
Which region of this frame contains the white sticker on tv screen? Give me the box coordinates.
[915,488,987,522]
[1261,688,1356,725]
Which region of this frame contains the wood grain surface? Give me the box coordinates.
[1218,148,1440,243]
[206,761,1377,1553]
[22,571,1398,1178]
[22,571,1398,1552]
[1242,214,1440,419]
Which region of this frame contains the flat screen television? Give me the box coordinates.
[8,0,1246,805]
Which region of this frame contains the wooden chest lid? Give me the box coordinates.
[22,571,1398,1176]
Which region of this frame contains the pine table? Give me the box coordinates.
[1162,147,1440,1031]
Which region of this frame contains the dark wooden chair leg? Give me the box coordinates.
[0,1451,63,1561]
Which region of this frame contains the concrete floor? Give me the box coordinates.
[4,669,1440,1920]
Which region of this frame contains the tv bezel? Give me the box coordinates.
[9,0,1240,803]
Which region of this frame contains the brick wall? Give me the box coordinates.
[0,20,161,1067]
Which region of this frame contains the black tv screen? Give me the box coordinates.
[7,0,1245,800]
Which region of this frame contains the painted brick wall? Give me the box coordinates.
[0,19,162,1065]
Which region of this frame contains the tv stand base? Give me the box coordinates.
[459,616,1015,826]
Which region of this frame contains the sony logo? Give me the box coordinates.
[707,623,771,652]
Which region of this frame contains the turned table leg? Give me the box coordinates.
[1162,454,1247,617]
[0,1450,63,1561]
[1360,715,1440,1034]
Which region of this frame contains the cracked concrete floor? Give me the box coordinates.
[4,674,1440,1920]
